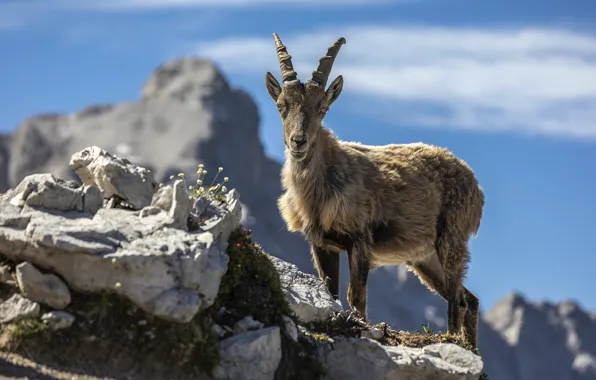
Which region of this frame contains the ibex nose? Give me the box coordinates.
[291,135,307,149]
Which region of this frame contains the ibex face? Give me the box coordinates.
[265,33,346,161]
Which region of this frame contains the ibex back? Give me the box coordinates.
[265,33,485,348]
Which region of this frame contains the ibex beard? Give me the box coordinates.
[265,32,485,349]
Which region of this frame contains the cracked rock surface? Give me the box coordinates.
[0,146,242,323]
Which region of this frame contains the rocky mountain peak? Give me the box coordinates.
[141,57,231,104]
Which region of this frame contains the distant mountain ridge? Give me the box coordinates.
[0,57,594,380]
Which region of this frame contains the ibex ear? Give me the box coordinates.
[325,75,343,106]
[265,72,282,102]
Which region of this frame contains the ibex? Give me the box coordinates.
[265,33,485,348]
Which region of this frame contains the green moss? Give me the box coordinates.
[275,335,328,380]
[0,253,220,380]
[214,227,294,327]
[4,317,49,339]
[214,227,326,380]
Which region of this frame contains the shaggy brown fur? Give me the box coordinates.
[265,33,485,348]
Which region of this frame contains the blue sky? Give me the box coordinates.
[1,0,595,313]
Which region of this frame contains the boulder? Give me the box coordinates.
[317,338,484,380]
[0,147,242,323]
[16,262,71,309]
[268,255,343,323]
[41,311,75,331]
[213,326,282,380]
[0,294,40,323]
[69,146,158,210]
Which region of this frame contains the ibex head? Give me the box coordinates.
[265,33,346,161]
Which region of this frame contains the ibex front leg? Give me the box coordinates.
[311,245,340,300]
[346,238,371,321]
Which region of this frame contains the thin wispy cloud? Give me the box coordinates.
[0,0,398,15]
[197,26,596,139]
[0,0,405,33]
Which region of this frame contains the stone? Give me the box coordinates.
[147,288,201,323]
[281,315,298,342]
[193,189,243,249]
[69,146,159,210]
[0,265,13,285]
[41,310,75,331]
[267,255,343,323]
[317,338,484,380]
[0,165,238,322]
[0,293,40,323]
[169,180,192,231]
[0,173,102,214]
[16,262,71,309]
[142,180,192,231]
[361,327,384,340]
[213,326,282,380]
[233,316,264,334]
[212,323,227,337]
[150,185,173,212]
[192,196,210,217]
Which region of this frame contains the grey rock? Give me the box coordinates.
[69,146,158,210]
[16,262,71,309]
[213,326,282,380]
[147,288,201,323]
[281,315,298,342]
[268,255,343,323]
[82,185,103,214]
[317,339,483,380]
[0,265,13,285]
[169,180,192,231]
[212,323,227,337]
[150,185,173,212]
[41,310,75,330]
[0,164,236,322]
[0,173,101,214]
[142,179,192,231]
[0,293,40,323]
[233,315,264,333]
[192,196,210,216]
[194,189,242,249]
[361,327,384,340]
[139,205,162,218]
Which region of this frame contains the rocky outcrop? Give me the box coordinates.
[317,339,483,380]
[0,147,241,324]
[269,255,343,323]
[0,147,483,380]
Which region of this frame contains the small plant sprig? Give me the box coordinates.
[161,163,230,202]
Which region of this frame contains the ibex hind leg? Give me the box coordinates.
[411,240,470,343]
[462,286,479,348]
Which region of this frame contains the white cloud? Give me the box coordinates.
[196,26,596,139]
